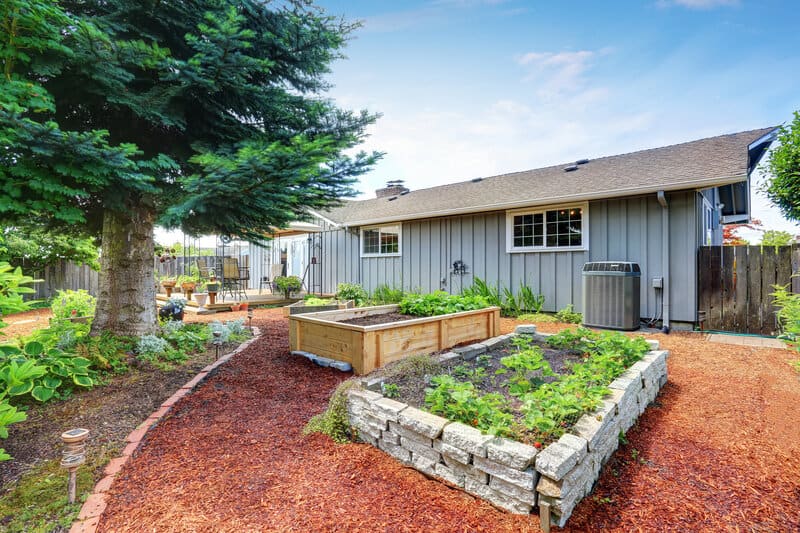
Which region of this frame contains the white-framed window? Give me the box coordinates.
[505,203,588,252]
[360,224,401,257]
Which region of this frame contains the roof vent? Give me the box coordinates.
[471,177,483,183]
[564,164,579,172]
[387,196,398,201]
[576,159,590,165]
[400,190,409,196]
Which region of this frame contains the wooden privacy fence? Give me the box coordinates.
[30,261,99,300]
[697,245,800,335]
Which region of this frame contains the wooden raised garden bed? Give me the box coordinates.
[282,299,354,317]
[288,304,501,375]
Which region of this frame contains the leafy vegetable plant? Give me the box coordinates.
[399,291,489,316]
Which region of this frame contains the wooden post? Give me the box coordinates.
[539,500,551,533]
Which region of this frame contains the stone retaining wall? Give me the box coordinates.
[346,327,668,530]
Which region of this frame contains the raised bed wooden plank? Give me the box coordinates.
[289,306,501,375]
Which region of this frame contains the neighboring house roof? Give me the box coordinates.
[323,127,776,226]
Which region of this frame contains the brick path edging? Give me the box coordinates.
[69,327,262,533]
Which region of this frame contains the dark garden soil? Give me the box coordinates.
[0,339,242,491]
[380,339,584,429]
[338,311,416,326]
[92,310,800,532]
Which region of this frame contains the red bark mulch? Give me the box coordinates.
[97,311,800,532]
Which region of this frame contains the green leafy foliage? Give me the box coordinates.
[304,380,359,443]
[370,284,405,304]
[764,112,800,222]
[336,282,368,306]
[381,383,400,399]
[0,262,36,333]
[773,284,800,363]
[425,375,516,437]
[0,225,99,272]
[399,291,490,317]
[275,276,303,296]
[50,290,96,320]
[760,230,794,247]
[303,296,334,306]
[496,338,555,396]
[463,277,545,317]
[555,304,583,324]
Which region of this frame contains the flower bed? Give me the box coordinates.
[346,326,668,530]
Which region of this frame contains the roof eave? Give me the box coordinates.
[339,174,748,227]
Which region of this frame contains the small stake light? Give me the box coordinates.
[61,428,89,504]
[213,330,222,360]
[247,308,254,332]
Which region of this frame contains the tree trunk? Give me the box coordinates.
[91,206,158,336]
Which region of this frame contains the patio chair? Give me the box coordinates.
[221,257,249,301]
[259,263,284,295]
[195,258,214,280]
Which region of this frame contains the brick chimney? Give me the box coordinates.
[376,180,409,198]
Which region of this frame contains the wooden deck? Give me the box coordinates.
[156,289,315,314]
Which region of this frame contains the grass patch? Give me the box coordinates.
[0,443,119,532]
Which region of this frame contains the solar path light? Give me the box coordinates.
[61,428,89,504]
[213,329,222,360]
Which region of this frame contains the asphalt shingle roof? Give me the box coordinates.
[323,127,775,226]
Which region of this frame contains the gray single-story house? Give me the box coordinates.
[302,127,776,330]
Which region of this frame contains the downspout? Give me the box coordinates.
[657,191,670,333]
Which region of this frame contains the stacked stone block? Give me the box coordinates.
[347,329,669,531]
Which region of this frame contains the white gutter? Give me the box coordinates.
[342,174,747,227]
[657,190,670,332]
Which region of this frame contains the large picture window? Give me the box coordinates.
[506,204,588,252]
[360,224,401,257]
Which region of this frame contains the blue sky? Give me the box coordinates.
[313,0,800,238]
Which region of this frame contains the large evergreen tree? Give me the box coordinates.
[1,0,379,334]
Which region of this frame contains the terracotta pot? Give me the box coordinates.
[231,303,241,312]
[239,302,249,311]
[161,280,176,297]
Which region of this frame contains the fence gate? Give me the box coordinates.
[697,245,800,335]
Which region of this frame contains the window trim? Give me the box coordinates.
[360,223,402,258]
[505,203,589,253]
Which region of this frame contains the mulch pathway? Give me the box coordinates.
[97,311,800,532]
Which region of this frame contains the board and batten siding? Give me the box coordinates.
[312,190,699,323]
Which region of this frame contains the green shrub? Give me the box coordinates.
[0,263,36,334]
[555,304,583,323]
[275,275,303,296]
[50,290,96,320]
[303,380,359,442]
[399,291,489,316]
[0,342,95,404]
[336,282,368,305]
[773,284,800,371]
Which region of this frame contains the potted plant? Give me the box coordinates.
[275,275,302,299]
[206,281,220,305]
[181,280,197,301]
[159,296,187,322]
[231,302,241,312]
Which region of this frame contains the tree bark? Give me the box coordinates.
[91,206,158,336]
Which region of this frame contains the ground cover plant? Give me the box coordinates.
[381,328,649,445]
[302,296,335,306]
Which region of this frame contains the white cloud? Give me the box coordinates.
[516,49,611,98]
